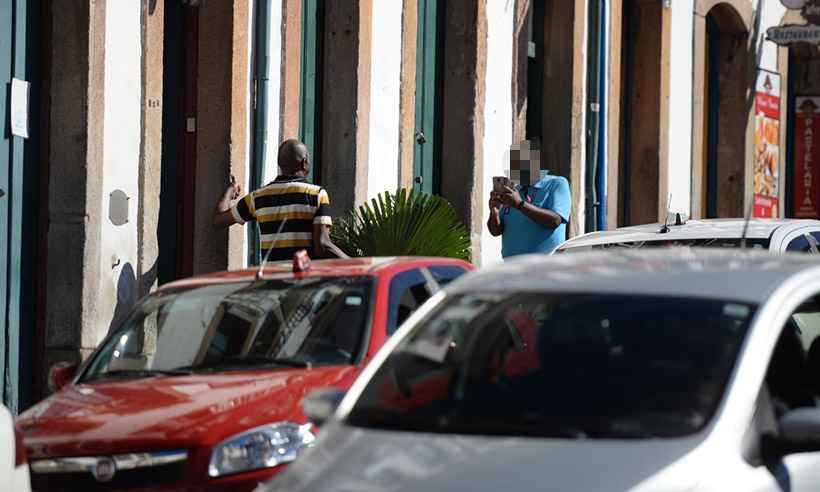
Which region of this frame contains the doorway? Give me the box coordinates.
[785,44,820,218]
[158,2,198,284]
[618,0,662,226]
[703,5,749,218]
[300,0,324,183]
[413,0,444,195]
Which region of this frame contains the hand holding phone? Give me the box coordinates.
[493,176,510,193]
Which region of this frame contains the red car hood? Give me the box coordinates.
[18,366,358,459]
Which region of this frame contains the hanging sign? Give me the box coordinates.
[753,71,781,218]
[794,97,820,219]
[768,0,820,45]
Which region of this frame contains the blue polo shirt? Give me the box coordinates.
[501,174,571,258]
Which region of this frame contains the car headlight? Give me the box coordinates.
[208,422,315,478]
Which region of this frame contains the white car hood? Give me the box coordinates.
[262,423,705,492]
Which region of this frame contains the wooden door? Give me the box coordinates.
[413,0,443,194]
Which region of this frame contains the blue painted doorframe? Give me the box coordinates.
[1,0,38,413]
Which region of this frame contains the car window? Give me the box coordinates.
[82,277,375,381]
[387,269,433,335]
[348,293,754,438]
[427,265,469,287]
[765,297,820,417]
[786,233,820,253]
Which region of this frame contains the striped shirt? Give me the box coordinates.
[231,176,333,260]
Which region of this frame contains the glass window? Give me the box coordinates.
[82,277,374,382]
[387,270,433,335]
[348,293,755,438]
[427,265,469,287]
[787,233,820,253]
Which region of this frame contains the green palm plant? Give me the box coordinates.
[331,189,472,261]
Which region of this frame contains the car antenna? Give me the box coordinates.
[659,194,673,234]
[256,218,288,280]
[740,199,754,249]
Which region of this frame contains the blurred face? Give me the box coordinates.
[508,142,543,187]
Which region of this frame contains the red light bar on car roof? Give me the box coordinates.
[293,250,312,272]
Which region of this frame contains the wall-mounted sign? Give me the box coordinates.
[754,71,781,218]
[793,97,820,219]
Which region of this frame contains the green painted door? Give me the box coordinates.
[414,0,442,194]
[1,0,35,412]
[0,0,11,411]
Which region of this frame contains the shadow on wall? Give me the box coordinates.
[107,259,159,336]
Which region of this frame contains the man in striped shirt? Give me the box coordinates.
[213,139,348,261]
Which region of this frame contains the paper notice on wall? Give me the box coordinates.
[753,70,781,218]
[10,78,29,139]
[794,97,820,219]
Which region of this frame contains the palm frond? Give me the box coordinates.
[331,189,472,261]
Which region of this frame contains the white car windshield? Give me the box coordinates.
[348,293,754,438]
[81,277,373,382]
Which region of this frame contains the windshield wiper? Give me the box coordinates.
[83,368,195,382]
[193,356,313,370]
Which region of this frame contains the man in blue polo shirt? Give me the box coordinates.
[487,141,571,258]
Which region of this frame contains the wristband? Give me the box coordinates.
[516,200,525,210]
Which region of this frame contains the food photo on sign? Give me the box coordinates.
[794,97,820,219]
[753,70,781,218]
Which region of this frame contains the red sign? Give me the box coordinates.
[794,97,820,219]
[753,71,781,218]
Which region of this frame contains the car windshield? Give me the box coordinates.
[347,293,754,439]
[81,277,373,382]
[559,237,770,253]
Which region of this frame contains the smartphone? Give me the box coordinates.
[492,176,510,193]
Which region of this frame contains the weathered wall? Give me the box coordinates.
[367,0,402,199]
[480,0,514,266]
[98,0,143,343]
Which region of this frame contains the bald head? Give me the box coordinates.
[278,139,309,176]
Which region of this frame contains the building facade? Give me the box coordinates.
[1,0,818,410]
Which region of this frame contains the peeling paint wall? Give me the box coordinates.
[98,0,143,344]
[367,0,403,199]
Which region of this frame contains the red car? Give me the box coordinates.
[17,256,472,492]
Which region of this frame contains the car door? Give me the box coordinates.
[742,295,820,491]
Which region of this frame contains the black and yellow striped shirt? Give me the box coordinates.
[231,176,332,260]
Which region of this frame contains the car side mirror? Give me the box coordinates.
[772,408,820,455]
[48,361,78,393]
[302,388,346,427]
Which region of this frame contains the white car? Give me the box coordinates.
[1,404,31,492]
[259,249,820,492]
[555,218,820,254]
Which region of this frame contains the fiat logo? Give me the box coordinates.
[91,457,116,482]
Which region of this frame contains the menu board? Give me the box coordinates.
[753,70,781,218]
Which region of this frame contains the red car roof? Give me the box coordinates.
[161,256,472,291]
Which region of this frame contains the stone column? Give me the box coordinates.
[44,0,106,371]
[320,0,373,216]
[439,0,488,262]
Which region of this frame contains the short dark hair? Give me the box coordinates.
[278,139,308,173]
